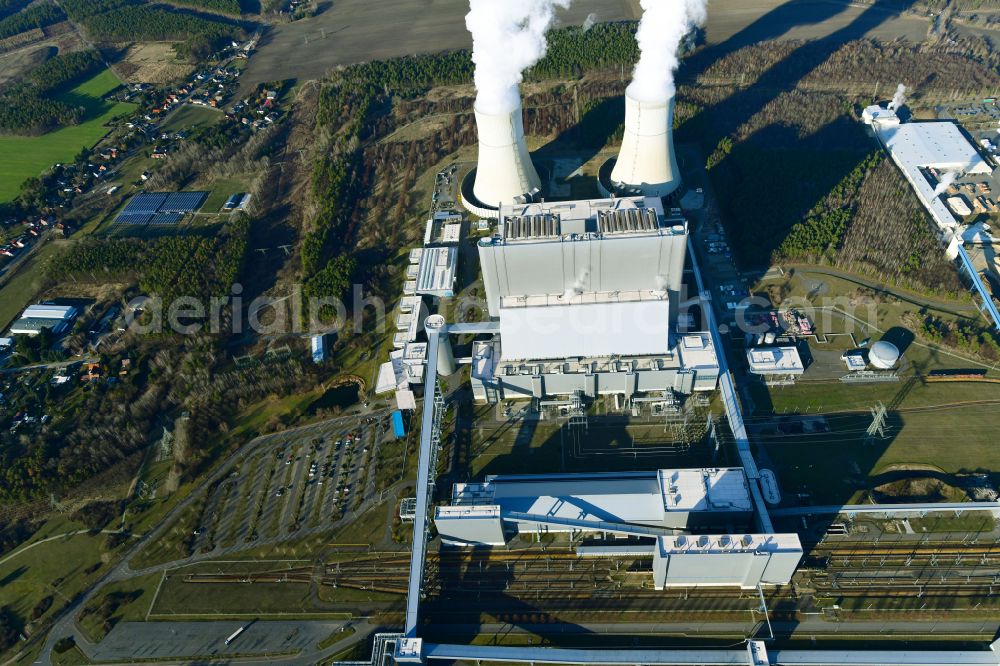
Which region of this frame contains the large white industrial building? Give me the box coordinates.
[863,102,1000,331]
[433,468,802,589]
[435,468,754,543]
[8,303,77,336]
[653,532,802,589]
[469,196,719,403]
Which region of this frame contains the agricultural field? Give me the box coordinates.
[115,42,194,84]
[0,68,135,202]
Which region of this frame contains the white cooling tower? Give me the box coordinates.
[471,102,541,209]
[610,93,681,198]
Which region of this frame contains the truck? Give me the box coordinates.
[224,624,247,646]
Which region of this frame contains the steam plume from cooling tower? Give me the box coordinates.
[889,83,907,110]
[465,0,571,115]
[627,0,707,103]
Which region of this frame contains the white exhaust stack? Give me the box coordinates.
[610,0,707,198]
[610,94,681,197]
[473,103,541,208]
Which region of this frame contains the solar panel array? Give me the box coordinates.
[150,213,184,225]
[115,191,209,228]
[121,192,167,216]
[117,213,153,226]
[162,191,207,213]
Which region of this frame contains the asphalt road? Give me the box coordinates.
[239,0,941,89]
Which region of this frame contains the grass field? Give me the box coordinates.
[0,238,67,331]
[161,104,223,133]
[0,520,119,656]
[0,69,137,203]
[755,381,1000,504]
[77,572,162,642]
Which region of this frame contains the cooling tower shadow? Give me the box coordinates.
[679,0,913,268]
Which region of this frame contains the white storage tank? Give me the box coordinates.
[869,340,900,369]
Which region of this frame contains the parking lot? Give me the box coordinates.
[192,416,390,551]
[432,164,459,213]
[91,620,342,661]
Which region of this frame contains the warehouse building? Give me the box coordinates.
[9,304,77,336]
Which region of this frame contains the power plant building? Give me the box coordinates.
[435,468,755,546]
[653,533,802,589]
[470,196,718,403]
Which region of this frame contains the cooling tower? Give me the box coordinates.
[471,102,542,210]
[610,93,681,198]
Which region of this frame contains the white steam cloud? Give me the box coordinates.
[582,12,597,31]
[933,170,957,197]
[465,0,571,115]
[889,83,907,110]
[561,267,590,301]
[628,0,707,103]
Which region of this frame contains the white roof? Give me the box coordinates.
[877,121,993,234]
[658,533,802,555]
[746,346,804,375]
[499,196,665,238]
[677,333,718,369]
[499,297,669,361]
[375,350,408,394]
[490,473,666,526]
[657,468,752,512]
[946,196,972,217]
[395,389,417,410]
[881,122,992,174]
[22,304,76,320]
[455,469,751,530]
[415,246,457,296]
[442,224,462,244]
[398,295,423,313]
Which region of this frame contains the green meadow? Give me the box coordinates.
[0,69,137,203]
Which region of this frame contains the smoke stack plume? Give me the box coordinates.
[627,0,707,103]
[582,12,597,31]
[888,83,906,110]
[465,0,570,115]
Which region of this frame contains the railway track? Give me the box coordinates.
[178,544,1000,602]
